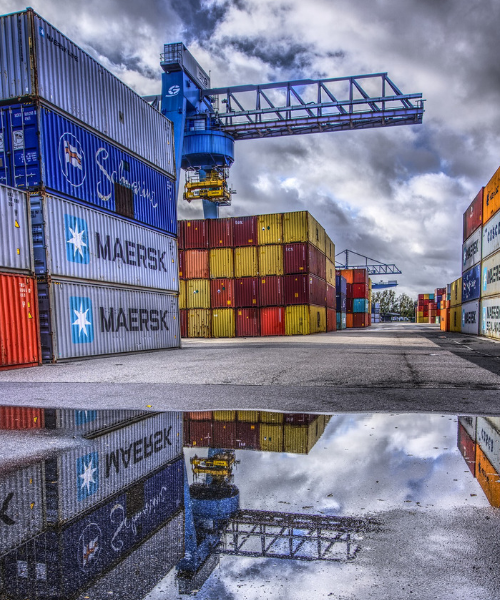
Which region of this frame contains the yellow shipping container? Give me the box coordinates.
[234,246,259,277]
[283,211,326,254]
[237,411,260,423]
[212,308,235,338]
[325,234,335,262]
[186,279,211,309]
[424,294,430,300]
[214,411,236,421]
[179,279,186,310]
[450,306,461,332]
[284,418,326,454]
[484,166,500,225]
[260,412,284,424]
[188,309,211,338]
[257,213,283,245]
[285,305,327,335]
[325,257,336,286]
[210,248,234,279]
[260,424,284,452]
[450,278,462,307]
[475,444,500,507]
[258,244,284,276]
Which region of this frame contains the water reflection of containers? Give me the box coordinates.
[0,407,44,429]
[2,457,184,599]
[236,422,260,449]
[44,412,182,525]
[0,464,45,557]
[44,409,147,436]
[213,421,237,447]
[260,424,284,452]
[475,444,500,508]
[187,421,213,447]
[457,422,476,476]
[458,416,476,440]
[460,301,480,335]
[476,417,500,474]
[284,417,326,454]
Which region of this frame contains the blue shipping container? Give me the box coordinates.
[462,264,481,302]
[336,312,347,330]
[2,457,184,599]
[336,292,347,312]
[0,104,176,235]
[335,275,347,296]
[353,298,369,313]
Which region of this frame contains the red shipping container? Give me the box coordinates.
[352,268,368,284]
[352,283,368,299]
[235,277,259,307]
[184,249,209,279]
[209,218,234,248]
[211,278,235,308]
[236,308,260,337]
[259,275,284,307]
[0,273,40,370]
[457,423,476,475]
[353,313,367,328]
[418,294,425,301]
[213,421,237,447]
[346,298,353,313]
[424,299,430,306]
[178,250,185,280]
[180,309,187,337]
[346,283,353,297]
[0,407,44,429]
[184,219,209,249]
[178,221,185,250]
[236,422,260,450]
[284,274,326,306]
[283,243,326,280]
[188,421,214,447]
[188,412,213,421]
[326,284,336,309]
[327,308,337,332]
[260,307,285,336]
[233,216,258,246]
[368,314,372,326]
[463,188,483,242]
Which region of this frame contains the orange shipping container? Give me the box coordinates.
[346,313,354,328]
[475,444,500,507]
[184,249,209,279]
[484,166,500,225]
[340,269,354,284]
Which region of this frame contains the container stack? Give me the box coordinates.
[0,8,179,362]
[371,302,381,324]
[178,211,337,337]
[449,278,463,332]
[433,288,446,324]
[335,273,347,330]
[338,268,371,328]
[416,293,435,323]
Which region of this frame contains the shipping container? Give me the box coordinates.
[209,218,233,248]
[353,313,368,328]
[37,279,179,361]
[284,274,326,306]
[340,269,354,284]
[31,193,179,290]
[210,247,234,279]
[336,312,347,330]
[236,422,260,449]
[462,227,482,272]
[457,422,476,476]
[1,10,174,174]
[481,248,500,298]
[352,283,368,299]
[233,216,257,246]
[3,104,176,233]
[212,308,235,338]
[326,284,336,309]
[261,412,284,424]
[178,249,185,280]
[214,411,237,422]
[184,249,209,279]
[283,242,326,280]
[178,222,185,250]
[282,211,326,253]
[285,304,326,335]
[0,272,40,369]
[187,420,213,446]
[187,309,211,338]
[257,213,283,245]
[484,167,500,225]
[461,300,480,335]
[260,306,285,336]
[180,309,187,337]
[450,278,462,307]
[462,265,481,302]
[187,412,213,421]
[463,188,483,241]
[482,208,500,260]
[186,279,210,309]
[236,308,260,337]
[325,258,336,286]
[284,419,325,454]
[234,246,258,278]
[45,409,147,436]
[258,244,284,276]
[460,415,477,445]
[475,444,500,507]
[260,424,284,452]
[183,220,209,249]
[179,280,186,310]
[450,306,461,332]
[211,278,235,308]
[353,298,369,313]
[336,293,347,313]
[237,411,260,423]
[213,421,237,447]
[480,295,500,340]
[235,277,259,307]
[0,463,45,556]
[325,235,335,263]
[476,418,500,474]
[352,269,368,284]
[0,407,44,429]
[259,275,284,307]
[0,184,32,273]
[326,308,337,332]
[336,274,347,296]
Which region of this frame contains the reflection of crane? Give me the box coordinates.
[336,249,402,289]
[146,44,424,218]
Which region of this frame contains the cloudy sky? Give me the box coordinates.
[3,0,499,296]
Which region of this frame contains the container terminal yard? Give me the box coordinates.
[1,5,500,600]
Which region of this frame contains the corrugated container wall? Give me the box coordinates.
[481,249,500,298]
[209,218,233,248]
[457,422,476,476]
[184,250,209,279]
[47,408,148,435]
[480,295,500,340]
[0,9,175,175]
[236,308,260,337]
[259,275,284,306]
[462,265,480,302]
[0,407,44,429]
[285,305,326,335]
[188,309,211,338]
[462,227,482,272]
[0,185,33,273]
[461,301,480,335]
[184,220,209,249]
[450,278,462,307]
[234,247,258,277]
[463,189,483,241]
[233,216,257,246]
[235,277,259,307]
[484,167,500,225]
[475,444,500,507]
[260,306,285,336]
[179,280,186,309]
[211,278,235,307]
[259,244,283,276]
[257,213,283,245]
[38,279,179,361]
[482,209,500,260]
[282,211,326,253]
[186,279,210,309]
[212,308,235,338]
[210,248,234,278]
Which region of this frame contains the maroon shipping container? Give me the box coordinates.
[0,273,40,371]
[233,216,258,246]
[235,277,259,307]
[188,412,213,421]
[211,278,235,308]
[327,308,337,332]
[236,308,260,337]
[326,284,336,309]
[283,243,326,280]
[184,249,209,279]
[353,313,368,328]
[184,219,209,249]
[209,218,234,248]
[0,407,44,429]
[178,250,185,280]
[213,421,237,448]
[463,188,483,242]
[457,423,476,476]
[346,283,353,298]
[352,283,368,299]
[236,422,260,450]
[260,307,285,336]
[284,274,326,306]
[352,269,368,284]
[180,309,187,338]
[188,421,214,447]
[368,314,372,326]
[346,298,353,313]
[259,275,284,307]
[178,221,185,250]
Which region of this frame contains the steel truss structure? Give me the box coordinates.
[336,249,402,276]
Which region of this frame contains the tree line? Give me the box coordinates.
[371,290,416,319]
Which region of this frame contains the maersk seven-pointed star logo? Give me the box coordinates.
[77,452,99,501]
[64,214,90,264]
[70,296,94,344]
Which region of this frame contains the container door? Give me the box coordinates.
[8,105,42,190]
[0,108,11,186]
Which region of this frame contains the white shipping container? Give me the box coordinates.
[45,412,183,525]
[476,417,500,474]
[461,300,480,335]
[482,209,500,260]
[31,193,179,291]
[0,10,175,176]
[458,416,476,440]
[481,249,500,298]
[0,463,44,556]
[462,227,482,272]
[0,184,32,273]
[480,295,500,340]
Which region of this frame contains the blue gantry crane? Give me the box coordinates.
[145,43,424,219]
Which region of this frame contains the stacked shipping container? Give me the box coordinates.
[338,268,371,328]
